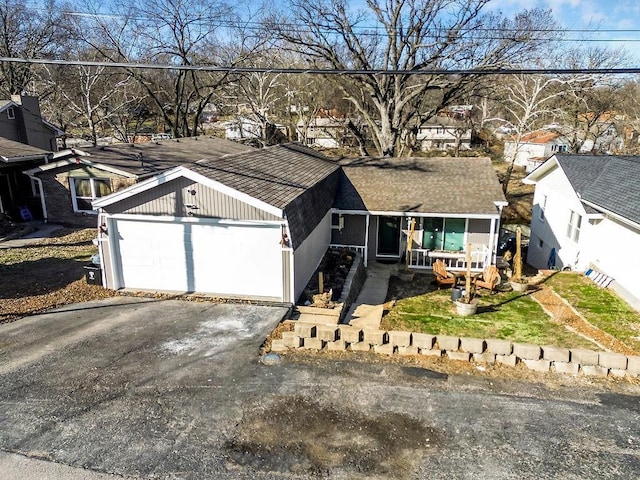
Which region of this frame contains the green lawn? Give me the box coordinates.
[545,273,640,352]
[381,274,617,350]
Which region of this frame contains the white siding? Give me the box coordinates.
[528,164,640,300]
[292,211,332,301]
[527,167,589,270]
[583,217,640,300]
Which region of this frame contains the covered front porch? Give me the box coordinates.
[330,211,500,273]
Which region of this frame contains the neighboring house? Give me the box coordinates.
[417,117,472,152]
[23,136,254,226]
[222,116,286,143]
[0,95,63,219]
[222,117,262,140]
[297,117,356,149]
[92,148,507,303]
[504,130,570,172]
[569,111,625,154]
[0,137,51,218]
[524,154,640,303]
[0,95,62,152]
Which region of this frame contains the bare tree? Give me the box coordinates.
[488,71,568,193]
[617,77,640,154]
[270,0,555,156]
[489,45,628,193]
[52,54,131,145]
[0,0,67,96]
[552,46,627,154]
[78,0,261,137]
[232,53,287,144]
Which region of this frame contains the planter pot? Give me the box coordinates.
[455,299,478,316]
[397,270,415,282]
[510,281,529,292]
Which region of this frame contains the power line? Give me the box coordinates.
[21,6,640,44]
[1,56,639,75]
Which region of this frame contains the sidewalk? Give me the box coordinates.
[0,222,64,249]
[344,262,395,328]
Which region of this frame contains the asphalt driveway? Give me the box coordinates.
[1,297,640,479]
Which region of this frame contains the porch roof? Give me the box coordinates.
[0,137,51,163]
[335,156,506,216]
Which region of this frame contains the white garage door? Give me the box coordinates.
[113,218,284,300]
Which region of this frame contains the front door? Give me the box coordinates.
[377,216,401,256]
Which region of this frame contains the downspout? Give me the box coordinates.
[27,174,48,223]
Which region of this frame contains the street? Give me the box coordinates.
[0,298,639,479]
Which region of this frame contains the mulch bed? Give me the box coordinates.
[298,249,355,306]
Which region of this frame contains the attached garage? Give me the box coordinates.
[93,144,340,304]
[111,217,285,300]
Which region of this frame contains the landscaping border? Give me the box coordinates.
[270,322,640,378]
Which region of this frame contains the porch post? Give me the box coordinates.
[364,213,370,267]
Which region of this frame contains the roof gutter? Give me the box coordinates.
[1,154,50,163]
[580,198,640,231]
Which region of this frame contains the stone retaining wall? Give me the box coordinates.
[271,323,640,379]
[336,252,366,314]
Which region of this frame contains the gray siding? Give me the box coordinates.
[282,249,293,303]
[104,177,281,221]
[367,216,378,260]
[331,214,367,246]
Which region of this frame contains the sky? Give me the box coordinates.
[489,0,640,51]
[25,0,640,69]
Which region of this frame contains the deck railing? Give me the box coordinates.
[409,247,489,272]
[329,243,368,267]
[328,243,491,272]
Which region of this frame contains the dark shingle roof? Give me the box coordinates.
[555,154,640,225]
[188,143,339,209]
[0,137,50,162]
[80,136,254,176]
[187,143,341,248]
[335,157,506,215]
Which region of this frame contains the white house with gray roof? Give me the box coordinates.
[93,144,340,303]
[91,144,507,304]
[524,154,640,304]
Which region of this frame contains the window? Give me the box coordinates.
[538,239,544,248]
[566,210,582,242]
[7,107,14,119]
[71,178,112,213]
[538,194,547,221]
[421,217,465,251]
